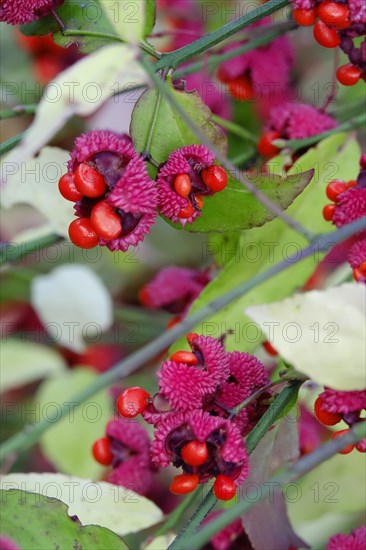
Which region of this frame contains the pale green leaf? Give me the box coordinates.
[100,0,155,42]
[31,265,113,352]
[0,473,163,536]
[35,368,112,478]
[0,340,66,394]
[245,283,365,391]
[1,147,72,237]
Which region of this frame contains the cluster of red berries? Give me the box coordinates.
[59,164,121,249]
[322,178,356,222]
[293,2,364,86]
[173,165,228,220]
[314,396,365,454]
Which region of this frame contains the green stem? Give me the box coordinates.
[0,218,363,462]
[178,421,366,550]
[229,147,256,167]
[154,0,290,70]
[0,104,37,120]
[140,55,315,242]
[0,235,61,266]
[168,381,303,549]
[0,132,25,156]
[155,492,198,537]
[175,21,297,78]
[62,30,161,59]
[211,115,257,144]
[282,113,366,152]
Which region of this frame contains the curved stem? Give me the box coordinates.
[211,114,257,144]
[1,132,26,156]
[0,219,364,462]
[0,235,61,266]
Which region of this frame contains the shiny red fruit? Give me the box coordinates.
[228,75,255,101]
[170,474,199,495]
[201,165,228,193]
[92,437,113,465]
[353,262,366,282]
[90,201,122,240]
[181,440,209,466]
[258,131,281,158]
[314,396,342,426]
[318,2,350,28]
[174,174,192,198]
[170,350,198,365]
[68,218,99,249]
[58,173,83,202]
[186,332,199,345]
[178,203,196,219]
[74,162,107,198]
[263,340,278,357]
[293,8,317,26]
[213,475,237,501]
[313,21,341,48]
[325,180,348,201]
[331,429,354,454]
[336,64,362,86]
[116,387,150,418]
[322,204,336,221]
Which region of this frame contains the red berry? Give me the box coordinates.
[68,218,99,249]
[331,429,354,454]
[313,21,341,48]
[74,162,107,198]
[90,201,122,240]
[174,174,192,198]
[181,441,209,466]
[92,437,113,466]
[170,350,198,365]
[263,340,278,357]
[201,165,228,193]
[116,387,150,418]
[293,8,317,26]
[314,396,342,426]
[258,131,281,158]
[58,173,83,202]
[356,441,366,453]
[322,204,336,221]
[360,154,366,170]
[326,180,348,201]
[228,75,255,101]
[170,474,199,495]
[347,179,357,188]
[318,2,350,29]
[353,262,366,282]
[336,64,362,86]
[194,195,204,209]
[178,203,196,219]
[186,332,199,345]
[139,286,150,307]
[213,475,237,501]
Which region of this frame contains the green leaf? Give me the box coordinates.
[1,474,163,536]
[35,368,112,478]
[130,85,228,166]
[169,133,361,353]
[0,339,66,394]
[21,0,118,53]
[180,170,314,233]
[0,489,128,550]
[246,283,365,391]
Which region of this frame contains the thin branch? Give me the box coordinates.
[211,114,257,144]
[155,491,198,537]
[0,132,26,156]
[140,55,315,242]
[175,21,297,78]
[280,113,366,152]
[0,235,61,266]
[154,0,290,70]
[176,421,366,550]
[0,104,37,120]
[0,218,364,462]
